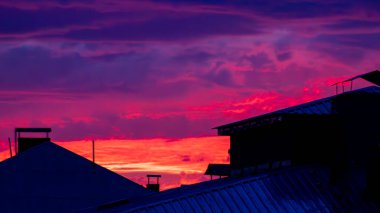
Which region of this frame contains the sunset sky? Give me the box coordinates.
[0,0,380,189]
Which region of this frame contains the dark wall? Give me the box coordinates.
[334,92,380,199]
[229,115,339,169]
[228,92,380,199]
[334,92,380,161]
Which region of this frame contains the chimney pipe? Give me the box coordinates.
[146,174,161,192]
[92,140,95,164]
[15,128,52,154]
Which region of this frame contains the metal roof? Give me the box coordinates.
[0,142,153,213]
[338,70,380,86]
[95,166,378,213]
[214,86,380,133]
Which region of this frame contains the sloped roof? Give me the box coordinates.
[0,142,152,213]
[339,70,380,86]
[204,164,230,176]
[95,166,378,213]
[214,86,380,134]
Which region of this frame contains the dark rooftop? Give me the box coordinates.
[214,86,380,135]
[0,142,153,212]
[204,164,230,176]
[94,166,379,212]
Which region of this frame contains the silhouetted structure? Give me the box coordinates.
[204,163,230,179]
[15,127,51,154]
[335,70,380,87]
[6,72,380,212]
[146,174,161,192]
[97,166,376,212]
[88,72,380,213]
[0,129,153,213]
[212,86,380,201]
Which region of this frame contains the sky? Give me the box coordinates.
[0,0,380,189]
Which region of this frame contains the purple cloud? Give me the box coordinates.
[246,52,273,69]
[1,0,380,142]
[45,113,221,141]
[0,6,103,34]
[60,13,260,42]
[276,52,292,62]
[316,33,380,50]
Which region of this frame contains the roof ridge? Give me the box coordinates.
[214,86,380,129]
[0,141,148,189]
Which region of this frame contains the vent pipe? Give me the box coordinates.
[146,174,161,192]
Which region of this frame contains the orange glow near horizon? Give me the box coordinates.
[0,136,229,190]
[52,136,230,190]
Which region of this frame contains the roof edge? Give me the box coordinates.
[213,85,380,130]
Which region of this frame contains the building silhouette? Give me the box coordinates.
[0,132,153,212]
[2,71,380,212]
[92,71,380,212]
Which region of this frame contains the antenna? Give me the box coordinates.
[8,137,13,157]
[14,130,17,155]
[92,139,95,164]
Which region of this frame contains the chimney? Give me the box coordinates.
[146,174,161,192]
[15,128,52,154]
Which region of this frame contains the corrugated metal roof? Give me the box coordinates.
[96,166,379,213]
[0,142,153,213]
[214,86,380,133]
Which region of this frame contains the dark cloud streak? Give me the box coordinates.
[61,13,260,42]
[0,6,102,34]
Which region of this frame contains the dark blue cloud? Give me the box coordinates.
[276,52,292,62]
[246,52,273,69]
[0,6,102,34]
[89,52,137,62]
[61,13,261,41]
[258,1,350,19]
[0,46,82,89]
[156,0,353,19]
[324,20,380,30]
[0,45,204,99]
[0,46,154,93]
[203,69,237,87]
[314,46,365,65]
[316,33,380,50]
[172,50,215,64]
[1,0,377,43]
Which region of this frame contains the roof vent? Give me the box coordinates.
[15,128,51,154]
